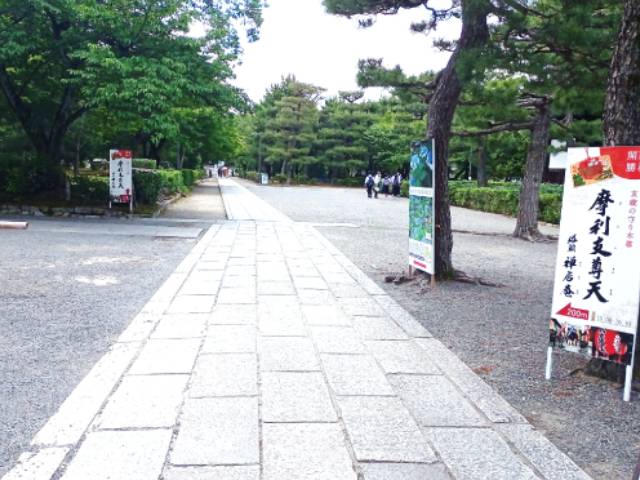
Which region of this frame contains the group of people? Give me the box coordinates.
[364,171,403,199]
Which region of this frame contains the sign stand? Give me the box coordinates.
[108,149,133,214]
[408,138,436,277]
[548,146,640,402]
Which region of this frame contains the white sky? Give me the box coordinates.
[228,0,460,102]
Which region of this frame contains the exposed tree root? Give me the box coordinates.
[452,269,504,287]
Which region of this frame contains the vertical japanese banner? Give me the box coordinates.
[109,149,133,204]
[550,147,640,367]
[408,139,435,274]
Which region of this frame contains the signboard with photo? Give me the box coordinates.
[550,147,640,377]
[109,149,133,205]
[408,139,435,274]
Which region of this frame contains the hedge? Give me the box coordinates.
[67,168,204,206]
[181,168,203,187]
[132,158,157,169]
[70,175,109,205]
[133,170,162,205]
[448,184,562,224]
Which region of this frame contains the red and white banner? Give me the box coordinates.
[109,149,133,203]
[550,147,640,365]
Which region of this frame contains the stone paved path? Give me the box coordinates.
[2,179,590,480]
[162,178,226,220]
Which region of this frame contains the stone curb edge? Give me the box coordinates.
[0,224,220,480]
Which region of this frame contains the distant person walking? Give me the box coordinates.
[373,171,381,199]
[382,174,390,197]
[364,172,375,198]
[392,171,402,196]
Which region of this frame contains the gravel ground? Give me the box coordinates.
[0,218,199,476]
[242,180,640,480]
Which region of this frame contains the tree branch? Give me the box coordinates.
[453,121,534,137]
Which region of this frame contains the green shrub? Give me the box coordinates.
[539,192,563,224]
[182,169,195,187]
[293,174,313,185]
[335,177,362,188]
[133,158,157,169]
[133,170,162,204]
[2,159,65,198]
[243,171,263,183]
[70,175,109,205]
[157,170,184,194]
[448,183,562,224]
[400,180,409,197]
[272,173,288,184]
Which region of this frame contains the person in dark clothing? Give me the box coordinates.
[364,172,374,198]
[392,171,402,196]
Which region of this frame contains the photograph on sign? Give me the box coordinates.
[549,147,640,366]
[408,139,435,274]
[109,149,133,204]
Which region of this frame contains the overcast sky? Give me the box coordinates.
[229,0,460,102]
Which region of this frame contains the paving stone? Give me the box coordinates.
[389,375,486,427]
[164,466,260,480]
[330,284,369,298]
[302,305,351,326]
[60,430,172,480]
[97,374,188,429]
[189,353,257,397]
[227,257,257,266]
[424,427,538,480]
[415,339,526,424]
[259,337,319,371]
[257,254,284,262]
[496,424,591,480]
[337,396,436,463]
[117,312,159,343]
[195,260,227,271]
[258,299,306,336]
[33,342,141,446]
[262,372,337,422]
[210,304,257,325]
[221,275,256,288]
[128,339,201,374]
[293,276,329,290]
[225,265,256,276]
[321,354,393,395]
[2,447,69,480]
[365,341,440,374]
[352,317,408,341]
[171,397,259,465]
[263,423,356,480]
[151,314,207,339]
[373,296,432,338]
[257,281,296,295]
[167,295,216,314]
[217,287,256,304]
[339,298,383,317]
[298,289,336,305]
[202,325,257,353]
[179,278,220,296]
[321,272,357,285]
[310,326,366,353]
[360,462,452,480]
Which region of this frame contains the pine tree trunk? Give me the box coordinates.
[514,97,551,240]
[587,0,640,381]
[427,0,491,279]
[603,0,640,145]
